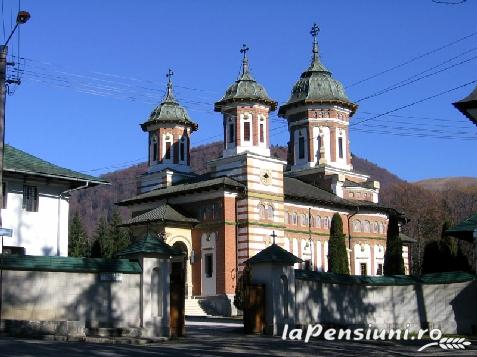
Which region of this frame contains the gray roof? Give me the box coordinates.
[4,144,107,186]
[118,176,244,206]
[215,53,277,112]
[284,177,393,213]
[453,85,477,125]
[141,78,198,131]
[278,37,356,116]
[399,233,417,244]
[246,243,303,265]
[446,213,477,242]
[121,203,198,226]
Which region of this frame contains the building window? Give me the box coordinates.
[204,254,213,278]
[300,214,307,226]
[259,120,265,143]
[309,215,314,227]
[360,263,367,276]
[315,216,321,228]
[243,121,251,142]
[373,222,379,233]
[376,263,383,276]
[180,137,186,162]
[267,205,274,221]
[151,135,158,162]
[292,212,297,225]
[323,217,330,229]
[165,142,171,159]
[298,133,305,159]
[363,221,371,233]
[258,204,266,219]
[338,137,344,159]
[23,185,38,212]
[353,220,361,232]
[229,123,235,143]
[2,182,7,209]
[378,222,384,234]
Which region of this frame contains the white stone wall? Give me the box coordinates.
[1,178,70,256]
[2,270,141,327]
[295,278,477,334]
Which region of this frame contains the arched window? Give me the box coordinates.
[353,220,361,232]
[228,117,235,144]
[378,222,384,234]
[373,222,379,233]
[300,214,307,226]
[164,134,173,160]
[243,115,251,142]
[258,204,266,219]
[267,205,274,221]
[315,216,321,228]
[292,212,297,225]
[323,217,330,229]
[151,135,158,162]
[259,117,265,144]
[309,215,314,228]
[363,220,371,233]
[180,136,186,162]
[298,130,305,160]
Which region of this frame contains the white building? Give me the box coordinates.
[0,144,107,256]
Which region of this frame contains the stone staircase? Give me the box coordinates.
[185,298,209,317]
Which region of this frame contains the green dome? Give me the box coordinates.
[278,32,357,117]
[215,53,277,112]
[141,76,198,132]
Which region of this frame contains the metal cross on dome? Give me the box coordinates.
[310,23,320,39]
[166,68,174,83]
[240,44,249,59]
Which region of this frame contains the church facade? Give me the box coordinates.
[118,25,410,311]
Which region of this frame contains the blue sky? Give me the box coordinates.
[3,0,477,181]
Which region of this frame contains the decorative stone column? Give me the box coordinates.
[246,243,302,335]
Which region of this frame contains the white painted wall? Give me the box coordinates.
[1,178,70,256]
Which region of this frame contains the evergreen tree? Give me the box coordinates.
[328,213,349,274]
[68,212,90,257]
[383,214,405,275]
[108,209,130,257]
[91,217,110,258]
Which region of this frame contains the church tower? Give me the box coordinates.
[214,45,277,158]
[138,70,198,193]
[278,24,357,173]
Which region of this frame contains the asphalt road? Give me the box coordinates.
[0,319,475,357]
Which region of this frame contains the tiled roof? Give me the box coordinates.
[0,255,141,273]
[246,243,303,265]
[121,203,198,226]
[295,269,475,286]
[118,176,244,206]
[4,144,107,185]
[117,232,182,257]
[284,177,391,212]
[446,213,477,242]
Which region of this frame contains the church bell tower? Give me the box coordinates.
[138,69,198,193]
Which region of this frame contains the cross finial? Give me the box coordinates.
[240,44,250,76]
[310,23,320,60]
[270,230,277,245]
[164,68,176,102]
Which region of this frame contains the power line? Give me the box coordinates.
[351,79,477,127]
[345,30,477,89]
[356,53,477,102]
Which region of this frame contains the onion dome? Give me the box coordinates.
[215,45,277,112]
[278,24,357,117]
[141,69,198,132]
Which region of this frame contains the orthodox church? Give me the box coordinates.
[118,25,410,313]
